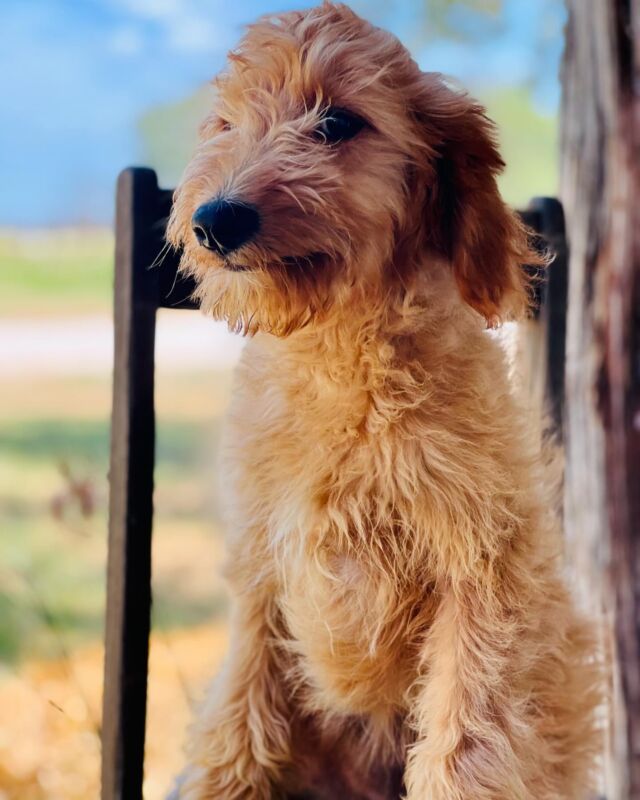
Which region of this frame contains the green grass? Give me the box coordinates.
[483,87,559,207]
[0,374,229,665]
[0,228,113,316]
[0,418,220,472]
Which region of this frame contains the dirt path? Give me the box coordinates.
[1,312,244,376]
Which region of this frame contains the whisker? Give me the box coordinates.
[149,240,171,271]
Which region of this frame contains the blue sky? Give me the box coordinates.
[0,0,564,226]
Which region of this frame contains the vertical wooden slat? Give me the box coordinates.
[102,168,161,800]
[531,196,569,427]
[515,200,568,432]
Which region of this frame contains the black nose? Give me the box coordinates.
[191,199,260,254]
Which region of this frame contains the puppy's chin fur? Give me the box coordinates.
[179,238,403,336]
[183,248,460,339]
[193,264,323,336]
[178,253,337,336]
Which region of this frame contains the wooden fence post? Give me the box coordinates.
[562,1,640,796]
[101,168,161,800]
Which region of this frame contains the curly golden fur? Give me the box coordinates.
[167,4,601,798]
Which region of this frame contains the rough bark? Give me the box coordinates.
[561,1,640,796]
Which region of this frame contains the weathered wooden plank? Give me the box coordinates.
[514,200,568,432]
[102,167,161,800]
[155,188,199,311]
[530,197,568,426]
[562,1,640,796]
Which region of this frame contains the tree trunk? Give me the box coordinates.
[561,1,640,797]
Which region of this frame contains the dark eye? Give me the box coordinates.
[316,107,367,144]
[218,117,232,131]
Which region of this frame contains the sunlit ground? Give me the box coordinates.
[0,230,236,799]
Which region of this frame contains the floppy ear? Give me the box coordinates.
[419,81,542,324]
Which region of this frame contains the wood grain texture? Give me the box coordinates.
[102,168,160,800]
[561,1,640,796]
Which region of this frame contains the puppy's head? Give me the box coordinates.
[168,2,538,335]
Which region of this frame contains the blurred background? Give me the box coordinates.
[0,1,565,798]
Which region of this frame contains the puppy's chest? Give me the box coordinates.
[281,551,414,714]
[223,361,365,530]
[225,395,411,708]
[223,353,424,709]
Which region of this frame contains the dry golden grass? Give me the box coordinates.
[0,623,228,800]
[1,365,234,799]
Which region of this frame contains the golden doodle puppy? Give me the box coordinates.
[167,3,600,798]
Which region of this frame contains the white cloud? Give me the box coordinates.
[108,26,145,55]
[109,0,229,54]
[112,0,184,21]
[166,17,219,52]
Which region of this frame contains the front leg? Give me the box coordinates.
[180,589,292,800]
[404,581,537,800]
